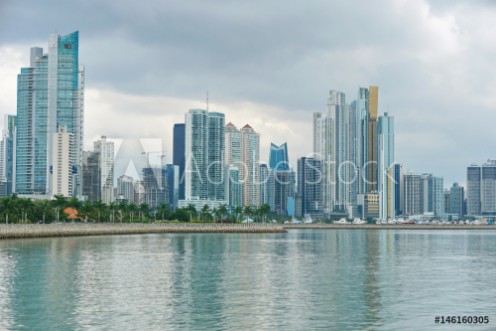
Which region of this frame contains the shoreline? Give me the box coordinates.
[1,223,496,240]
[283,224,496,230]
[0,223,286,240]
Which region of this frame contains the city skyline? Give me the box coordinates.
[1,1,496,187]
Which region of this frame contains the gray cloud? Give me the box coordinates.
[1,0,496,185]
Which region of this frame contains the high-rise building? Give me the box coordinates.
[259,163,273,208]
[351,88,369,197]
[173,123,185,200]
[50,126,74,197]
[403,173,423,216]
[403,172,444,217]
[15,31,84,198]
[240,124,260,207]
[183,109,226,205]
[268,142,294,216]
[377,113,394,220]
[116,175,134,203]
[269,143,289,171]
[296,157,322,218]
[94,136,114,204]
[393,163,404,216]
[466,165,481,216]
[225,122,243,206]
[0,115,16,197]
[450,182,464,218]
[165,164,179,209]
[82,151,100,202]
[466,161,496,216]
[142,166,166,208]
[367,85,379,193]
[313,90,356,215]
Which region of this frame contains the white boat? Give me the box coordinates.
[334,218,349,224]
[352,218,367,224]
[291,218,302,224]
[304,215,313,224]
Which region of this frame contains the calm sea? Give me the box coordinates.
[0,230,495,330]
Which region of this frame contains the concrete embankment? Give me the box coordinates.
[0,223,286,239]
[283,224,496,230]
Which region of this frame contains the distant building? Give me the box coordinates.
[225,123,243,207]
[450,182,464,218]
[377,112,394,220]
[173,123,185,200]
[269,143,289,170]
[15,32,84,198]
[117,175,134,203]
[82,151,100,202]
[50,126,74,197]
[165,164,179,209]
[142,167,166,208]
[466,161,496,216]
[182,109,227,207]
[94,136,114,204]
[403,172,443,217]
[364,192,380,220]
[296,157,322,218]
[0,115,16,197]
[240,124,260,207]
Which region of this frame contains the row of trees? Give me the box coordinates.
[0,194,273,224]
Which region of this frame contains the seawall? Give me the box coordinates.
[0,223,286,240]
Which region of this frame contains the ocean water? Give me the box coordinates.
[0,230,495,330]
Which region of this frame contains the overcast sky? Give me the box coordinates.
[1,0,495,186]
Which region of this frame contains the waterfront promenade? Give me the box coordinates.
[2,223,496,240]
[284,223,496,230]
[0,223,286,239]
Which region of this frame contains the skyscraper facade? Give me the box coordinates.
[0,115,16,197]
[225,122,243,206]
[173,123,185,200]
[466,161,496,216]
[296,157,322,218]
[450,182,464,218]
[184,109,226,203]
[94,136,114,204]
[240,124,260,207]
[367,86,379,193]
[15,31,84,198]
[377,112,395,220]
[269,143,289,171]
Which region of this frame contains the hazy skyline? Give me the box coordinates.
[1,0,496,186]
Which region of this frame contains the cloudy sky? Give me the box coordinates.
[1,0,495,186]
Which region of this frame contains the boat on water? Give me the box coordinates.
[352,218,367,225]
[304,215,313,224]
[334,218,350,225]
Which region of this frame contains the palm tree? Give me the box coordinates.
[157,202,170,221]
[218,204,228,223]
[243,206,253,221]
[93,200,106,222]
[51,195,67,222]
[234,206,243,222]
[259,203,271,223]
[201,204,210,221]
[128,202,138,222]
[186,203,197,221]
[139,203,149,221]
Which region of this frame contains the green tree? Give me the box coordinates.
[200,204,211,221]
[259,203,270,223]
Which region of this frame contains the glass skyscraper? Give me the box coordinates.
[15,31,84,197]
[269,143,289,171]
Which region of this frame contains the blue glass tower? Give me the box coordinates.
[269,142,289,171]
[15,31,84,197]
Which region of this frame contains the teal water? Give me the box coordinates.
[0,230,495,330]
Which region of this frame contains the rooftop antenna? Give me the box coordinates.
[206,91,209,111]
